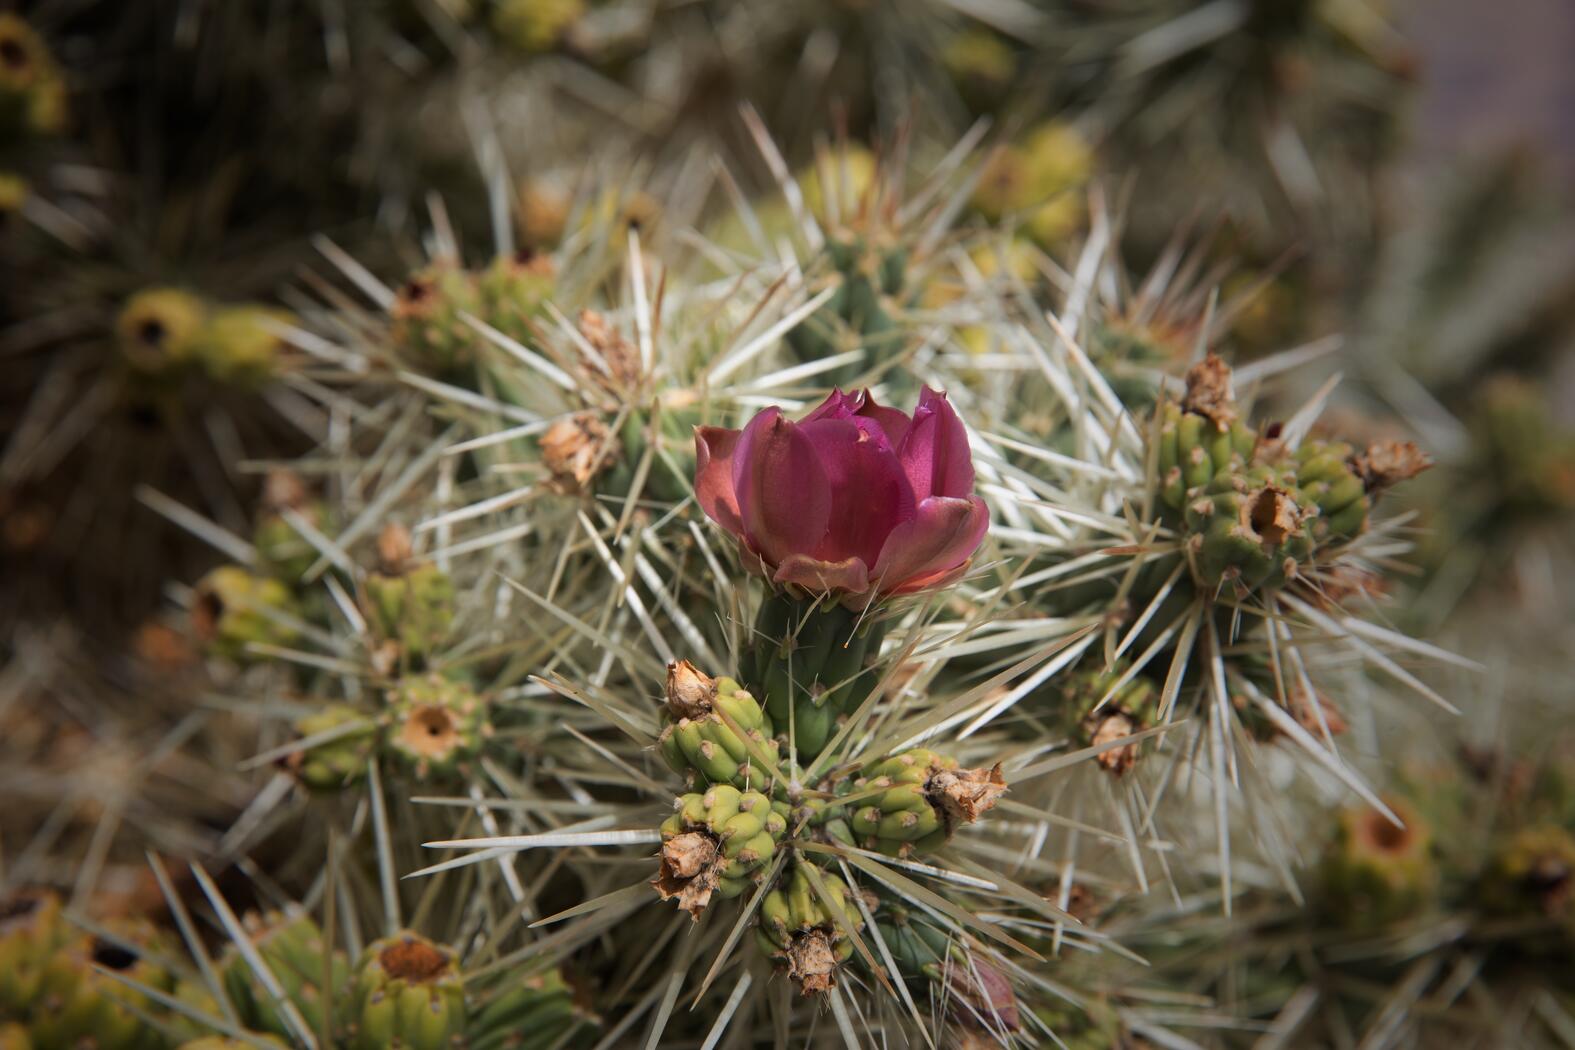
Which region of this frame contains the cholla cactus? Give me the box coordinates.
[7,97,1506,1050]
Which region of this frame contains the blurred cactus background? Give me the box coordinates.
[2,0,1573,1047]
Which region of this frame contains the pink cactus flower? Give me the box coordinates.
[694,387,990,600]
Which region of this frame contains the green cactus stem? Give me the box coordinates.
[745,592,889,759]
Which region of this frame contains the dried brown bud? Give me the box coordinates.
[1241,484,1303,547]
[784,928,840,995]
[262,468,308,512]
[376,523,415,576]
[134,621,196,672]
[1087,710,1141,776]
[578,309,642,390]
[1290,685,1348,737]
[1352,441,1432,493]
[1182,352,1237,431]
[540,413,614,494]
[651,832,723,919]
[927,764,1007,832]
[664,660,717,720]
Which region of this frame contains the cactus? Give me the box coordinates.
[491,0,585,52]
[848,749,1006,857]
[192,304,294,387]
[755,866,862,994]
[116,288,207,375]
[0,14,67,142]
[655,662,780,791]
[1320,799,1438,929]
[385,673,493,780]
[221,910,348,1041]
[746,593,889,759]
[363,525,456,662]
[1060,670,1160,776]
[467,968,592,1050]
[348,933,465,1050]
[389,263,486,375]
[971,121,1094,246]
[653,784,787,916]
[1477,825,1575,932]
[191,565,299,661]
[284,705,376,792]
[29,922,173,1050]
[0,892,67,1016]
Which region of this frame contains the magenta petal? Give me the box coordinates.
[802,388,861,424]
[851,389,912,451]
[733,410,831,566]
[797,418,915,567]
[897,387,974,500]
[871,495,989,595]
[772,554,871,596]
[694,425,746,537]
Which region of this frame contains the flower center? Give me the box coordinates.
[139,317,168,347]
[401,705,458,758]
[1360,810,1410,854]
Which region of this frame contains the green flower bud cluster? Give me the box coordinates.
[656,662,781,791]
[1181,459,1319,591]
[1294,439,1370,540]
[1155,399,1259,512]
[0,892,68,1018]
[1153,355,1425,593]
[116,288,294,386]
[386,672,494,780]
[347,932,465,1050]
[849,749,1007,857]
[491,0,585,52]
[249,470,333,585]
[654,784,789,917]
[784,233,907,386]
[1475,375,1575,514]
[192,565,299,663]
[1058,669,1159,777]
[468,968,594,1050]
[219,910,348,1042]
[1476,825,1575,933]
[0,15,68,143]
[364,525,457,662]
[28,919,173,1050]
[969,121,1093,246]
[1320,798,1438,930]
[390,254,557,376]
[283,672,490,793]
[645,660,1008,990]
[746,594,889,759]
[284,704,376,792]
[755,866,863,995]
